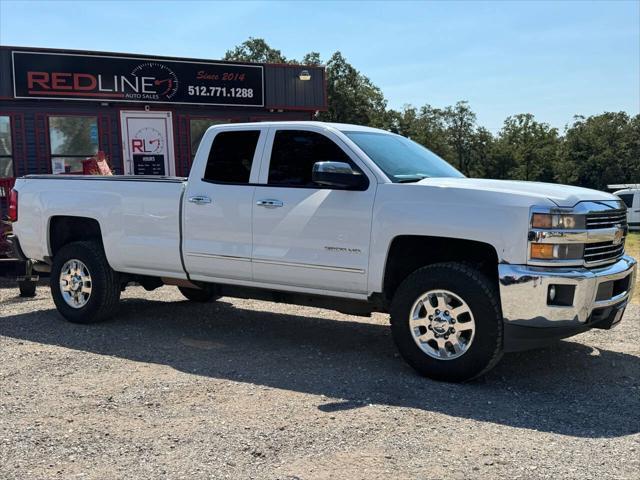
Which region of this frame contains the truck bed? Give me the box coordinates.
[13,175,187,279]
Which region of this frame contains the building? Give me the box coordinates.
[0,46,327,178]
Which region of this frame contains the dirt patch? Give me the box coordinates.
[1,281,639,479]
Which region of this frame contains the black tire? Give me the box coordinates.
[390,262,503,382]
[178,285,219,303]
[18,280,37,298]
[50,241,120,324]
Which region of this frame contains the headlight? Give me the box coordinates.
[531,213,584,229]
[530,243,584,260]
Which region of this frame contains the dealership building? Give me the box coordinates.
[0,46,326,178]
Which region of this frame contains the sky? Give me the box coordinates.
[0,0,638,132]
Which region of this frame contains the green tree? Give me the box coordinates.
[301,51,322,66]
[224,38,389,127]
[469,126,495,178]
[317,51,388,127]
[388,105,451,160]
[224,37,289,63]
[442,101,478,175]
[493,114,559,182]
[562,112,640,190]
[222,37,640,189]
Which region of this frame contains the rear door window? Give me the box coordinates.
[203,130,260,183]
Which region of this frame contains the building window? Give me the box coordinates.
[190,118,228,161]
[49,116,99,174]
[204,130,260,183]
[0,116,13,177]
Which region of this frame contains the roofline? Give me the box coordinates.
[206,120,392,133]
[0,44,326,70]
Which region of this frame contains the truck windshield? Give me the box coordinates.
[344,131,464,182]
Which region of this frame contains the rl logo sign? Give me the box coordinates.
[131,127,163,154]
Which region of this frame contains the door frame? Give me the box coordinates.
[120,110,176,176]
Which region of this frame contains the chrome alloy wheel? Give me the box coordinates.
[59,259,92,309]
[409,289,476,360]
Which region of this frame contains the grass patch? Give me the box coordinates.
[627,232,639,304]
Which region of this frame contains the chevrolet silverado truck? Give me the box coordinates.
[7,121,637,382]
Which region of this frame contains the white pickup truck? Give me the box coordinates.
[7,121,637,382]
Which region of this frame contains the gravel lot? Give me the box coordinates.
[1,277,639,479]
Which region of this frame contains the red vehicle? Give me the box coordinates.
[1,177,38,297]
[0,177,16,257]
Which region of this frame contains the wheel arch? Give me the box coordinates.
[381,235,500,304]
[48,216,104,259]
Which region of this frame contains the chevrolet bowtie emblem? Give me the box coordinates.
[612,225,624,245]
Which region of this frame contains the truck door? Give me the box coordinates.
[182,127,267,281]
[251,127,377,294]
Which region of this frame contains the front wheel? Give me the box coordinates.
[50,241,121,324]
[390,262,503,382]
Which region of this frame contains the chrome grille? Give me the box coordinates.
[584,240,625,265]
[585,209,627,229]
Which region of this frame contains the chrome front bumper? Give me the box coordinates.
[499,255,637,329]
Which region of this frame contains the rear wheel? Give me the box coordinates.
[50,241,120,323]
[178,285,219,303]
[390,262,503,382]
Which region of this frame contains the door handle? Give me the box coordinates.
[188,195,212,205]
[256,199,284,208]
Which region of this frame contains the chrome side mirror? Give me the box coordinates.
[312,161,368,190]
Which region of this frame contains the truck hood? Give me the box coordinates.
[417,177,618,208]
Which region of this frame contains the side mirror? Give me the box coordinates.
[312,161,368,190]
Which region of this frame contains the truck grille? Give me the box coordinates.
[584,240,625,265]
[585,209,627,229]
[583,209,627,266]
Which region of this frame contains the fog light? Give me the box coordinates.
[547,284,575,306]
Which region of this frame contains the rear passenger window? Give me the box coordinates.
[267,130,356,187]
[203,130,260,183]
[618,194,634,208]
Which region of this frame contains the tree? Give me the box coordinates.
[221,37,639,189]
[493,114,559,182]
[223,39,389,127]
[301,51,322,66]
[442,101,478,175]
[224,37,289,63]
[562,112,640,190]
[387,104,451,160]
[317,51,388,127]
[469,126,495,178]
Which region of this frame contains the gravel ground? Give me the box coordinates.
[1,278,639,480]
